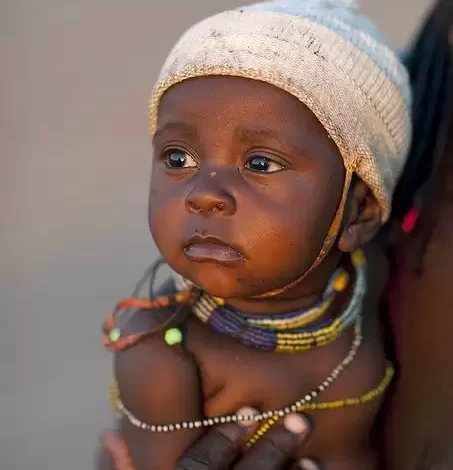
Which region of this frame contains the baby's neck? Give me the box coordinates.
[224,251,345,315]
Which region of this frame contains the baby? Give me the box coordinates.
[102,1,411,469]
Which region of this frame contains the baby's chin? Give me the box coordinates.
[177,261,270,300]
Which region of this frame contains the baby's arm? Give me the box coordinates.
[114,331,203,470]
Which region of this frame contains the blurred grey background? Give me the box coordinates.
[1,1,431,469]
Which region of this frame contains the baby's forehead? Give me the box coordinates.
[156,76,343,168]
[158,76,330,136]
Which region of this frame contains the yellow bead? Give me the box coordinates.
[333,271,350,292]
[345,399,359,406]
[109,380,121,413]
[109,328,121,342]
[352,249,366,266]
[212,297,225,306]
[164,328,183,346]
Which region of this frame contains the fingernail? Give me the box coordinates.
[236,407,259,427]
[283,414,308,435]
[299,458,319,470]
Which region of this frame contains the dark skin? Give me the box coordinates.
[110,76,387,470]
[101,411,314,470]
[383,160,453,468]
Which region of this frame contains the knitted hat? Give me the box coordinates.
[148,0,412,222]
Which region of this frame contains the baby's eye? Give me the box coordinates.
[245,156,283,173]
[165,150,198,169]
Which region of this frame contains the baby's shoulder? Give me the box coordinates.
[114,327,200,424]
[103,276,202,425]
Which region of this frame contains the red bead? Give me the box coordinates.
[402,207,420,233]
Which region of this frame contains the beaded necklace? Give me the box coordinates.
[190,251,365,352]
[104,257,354,353]
[111,315,362,431]
[103,249,395,446]
[191,264,348,332]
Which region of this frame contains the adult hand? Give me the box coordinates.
[101,409,319,470]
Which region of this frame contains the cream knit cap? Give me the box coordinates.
[148,0,412,222]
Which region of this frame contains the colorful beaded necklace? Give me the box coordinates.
[103,255,356,353]
[167,250,364,353]
[189,251,365,352]
[103,249,394,446]
[190,264,348,332]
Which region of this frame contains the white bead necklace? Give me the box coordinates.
[113,315,363,433]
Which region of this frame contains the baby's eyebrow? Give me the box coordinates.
[153,122,198,142]
[233,125,282,143]
[234,125,307,156]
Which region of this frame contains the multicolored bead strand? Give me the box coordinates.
[246,362,395,447]
[103,289,198,352]
[191,251,365,352]
[109,315,364,435]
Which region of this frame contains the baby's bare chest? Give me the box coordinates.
[185,309,387,461]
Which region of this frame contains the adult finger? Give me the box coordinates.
[102,430,136,470]
[177,407,259,470]
[291,458,322,470]
[298,458,321,470]
[234,414,311,470]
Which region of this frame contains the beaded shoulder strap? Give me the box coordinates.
[102,260,199,352]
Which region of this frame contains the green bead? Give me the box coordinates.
[109,328,121,342]
[165,328,183,346]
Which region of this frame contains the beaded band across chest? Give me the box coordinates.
[111,315,363,432]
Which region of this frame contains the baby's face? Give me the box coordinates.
[149,76,345,299]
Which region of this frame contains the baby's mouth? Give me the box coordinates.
[184,235,244,265]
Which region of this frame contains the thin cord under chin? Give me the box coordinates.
[253,168,354,299]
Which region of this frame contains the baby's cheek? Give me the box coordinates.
[149,196,184,263]
[245,211,314,276]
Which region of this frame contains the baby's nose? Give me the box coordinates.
[185,173,236,216]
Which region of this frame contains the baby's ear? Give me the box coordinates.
[337,179,381,253]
